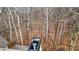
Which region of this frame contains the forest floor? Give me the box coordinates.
[0,45,29,51]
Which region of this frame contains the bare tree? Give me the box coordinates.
[17,14,23,45]
[8,8,19,42]
[27,7,30,45]
[46,7,48,40]
[8,13,12,41]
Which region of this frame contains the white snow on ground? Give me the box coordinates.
[0,36,29,51]
[0,45,29,51]
[13,45,29,51]
[0,36,9,48]
[0,48,20,51]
